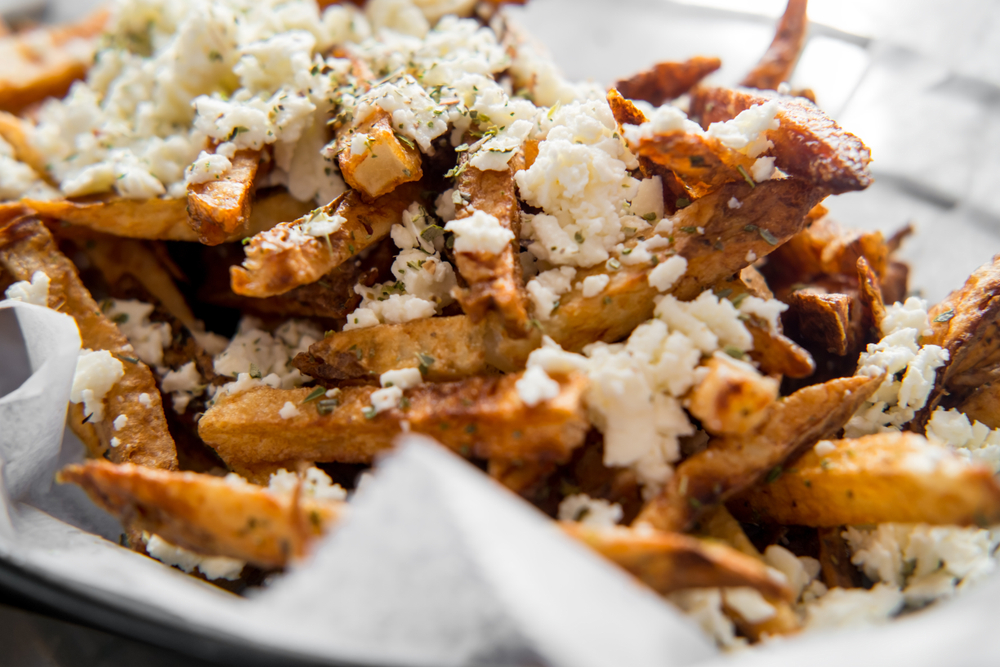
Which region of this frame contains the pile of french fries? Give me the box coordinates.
[2,0,1000,648]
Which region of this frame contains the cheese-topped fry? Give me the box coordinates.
[186,148,261,245]
[338,108,422,201]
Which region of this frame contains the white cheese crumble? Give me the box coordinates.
[727,197,742,210]
[722,588,775,624]
[737,295,787,332]
[580,274,610,298]
[445,209,514,255]
[705,100,780,158]
[110,437,121,448]
[105,300,172,368]
[161,361,204,413]
[144,533,244,581]
[925,408,1000,474]
[0,138,59,200]
[380,367,423,389]
[279,401,300,419]
[749,156,775,182]
[803,584,904,630]
[557,494,623,527]
[267,466,347,501]
[813,439,837,456]
[881,296,933,338]
[667,589,744,650]
[70,349,125,422]
[647,255,687,292]
[113,415,128,431]
[138,393,151,407]
[515,366,561,407]
[214,317,321,392]
[526,267,576,320]
[4,271,50,306]
[370,386,403,413]
[184,150,232,185]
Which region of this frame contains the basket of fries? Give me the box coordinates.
[1,0,1000,664]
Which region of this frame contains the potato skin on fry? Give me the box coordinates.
[729,433,1000,527]
[199,373,589,466]
[740,0,808,91]
[58,461,344,569]
[0,217,178,471]
[636,374,880,532]
[186,149,260,245]
[338,108,422,201]
[23,196,200,241]
[614,56,722,107]
[562,523,792,602]
[688,356,779,436]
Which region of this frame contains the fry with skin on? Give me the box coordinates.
[636,374,880,533]
[783,288,852,355]
[199,372,589,467]
[488,459,557,497]
[958,382,1000,430]
[0,217,177,470]
[729,432,1000,527]
[688,355,780,436]
[0,112,53,182]
[817,526,862,589]
[57,461,345,569]
[740,0,808,91]
[337,108,422,201]
[186,148,261,245]
[615,56,722,107]
[562,523,793,602]
[231,182,421,297]
[23,196,199,241]
[690,87,873,194]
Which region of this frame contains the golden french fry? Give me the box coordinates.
[688,356,780,436]
[562,523,793,602]
[451,153,530,336]
[186,148,261,245]
[294,315,490,384]
[636,374,880,532]
[729,432,1000,527]
[690,87,873,194]
[817,526,861,589]
[857,255,886,337]
[747,322,815,378]
[632,131,755,200]
[199,372,589,467]
[958,382,1000,430]
[338,108,422,200]
[231,182,421,297]
[615,56,722,106]
[488,459,557,497]
[740,0,808,91]
[0,112,53,183]
[24,196,199,241]
[0,217,178,470]
[783,288,852,355]
[0,9,108,113]
[57,461,344,569]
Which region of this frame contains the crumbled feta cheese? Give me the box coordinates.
[370,386,403,413]
[279,401,301,419]
[214,317,321,390]
[268,467,347,501]
[803,584,904,629]
[745,249,756,262]
[749,156,775,182]
[647,255,687,292]
[654,291,753,354]
[705,100,780,158]
[628,176,664,221]
[737,295,787,332]
[296,209,346,238]
[557,494,623,527]
[145,533,244,581]
[727,197,742,209]
[113,415,128,431]
[881,296,933,338]
[763,545,820,600]
[161,361,204,413]
[667,589,744,650]
[110,437,121,448]
[926,408,1000,474]
[515,366,561,406]
[722,588,775,623]
[138,393,151,408]
[105,300,172,368]
[813,439,836,456]
[70,349,125,422]
[0,139,59,200]
[4,271,50,306]
[622,105,703,145]
[526,267,576,320]
[580,274,610,298]
[184,150,231,185]
[445,209,514,255]
[380,367,423,389]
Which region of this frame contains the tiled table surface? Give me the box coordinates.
[1,0,998,664]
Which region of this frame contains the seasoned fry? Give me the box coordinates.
[729,433,1000,527]
[688,356,779,436]
[817,527,861,589]
[186,149,261,245]
[294,315,490,384]
[451,152,529,335]
[0,9,108,113]
[740,0,808,91]
[562,523,793,602]
[23,196,198,241]
[615,56,722,106]
[488,459,557,497]
[338,108,422,200]
[747,322,815,378]
[783,288,852,355]
[231,182,421,297]
[0,217,177,470]
[0,112,53,182]
[632,131,754,199]
[958,382,1000,430]
[199,373,589,467]
[857,256,886,336]
[690,87,873,194]
[58,461,344,568]
[636,374,880,532]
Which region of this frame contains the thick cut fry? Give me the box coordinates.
[783,289,851,355]
[817,527,861,589]
[615,56,722,106]
[632,131,755,199]
[232,182,420,297]
[562,523,792,602]
[740,0,808,91]
[199,373,589,467]
[688,356,779,436]
[857,256,886,337]
[636,374,880,532]
[747,322,815,378]
[764,215,889,288]
[0,10,108,113]
[690,87,872,194]
[0,112,52,182]
[58,461,344,569]
[24,196,198,241]
[0,217,177,470]
[187,149,261,245]
[294,315,490,384]
[729,433,1000,527]
[451,153,529,335]
[488,459,557,497]
[958,382,1000,430]
[338,108,422,200]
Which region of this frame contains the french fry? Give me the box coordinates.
[690,87,873,194]
[451,152,530,335]
[488,459,557,497]
[0,9,108,113]
[0,112,53,183]
[615,57,722,107]
[57,461,344,569]
[0,217,178,470]
[958,382,1000,430]
[294,315,490,384]
[747,322,815,378]
[729,433,1000,527]
[635,374,880,532]
[338,108,422,201]
[23,196,199,241]
[857,256,886,336]
[186,149,261,245]
[688,356,780,436]
[740,0,808,91]
[783,288,852,355]
[199,372,589,467]
[817,527,861,589]
[231,182,421,297]
[562,523,793,602]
